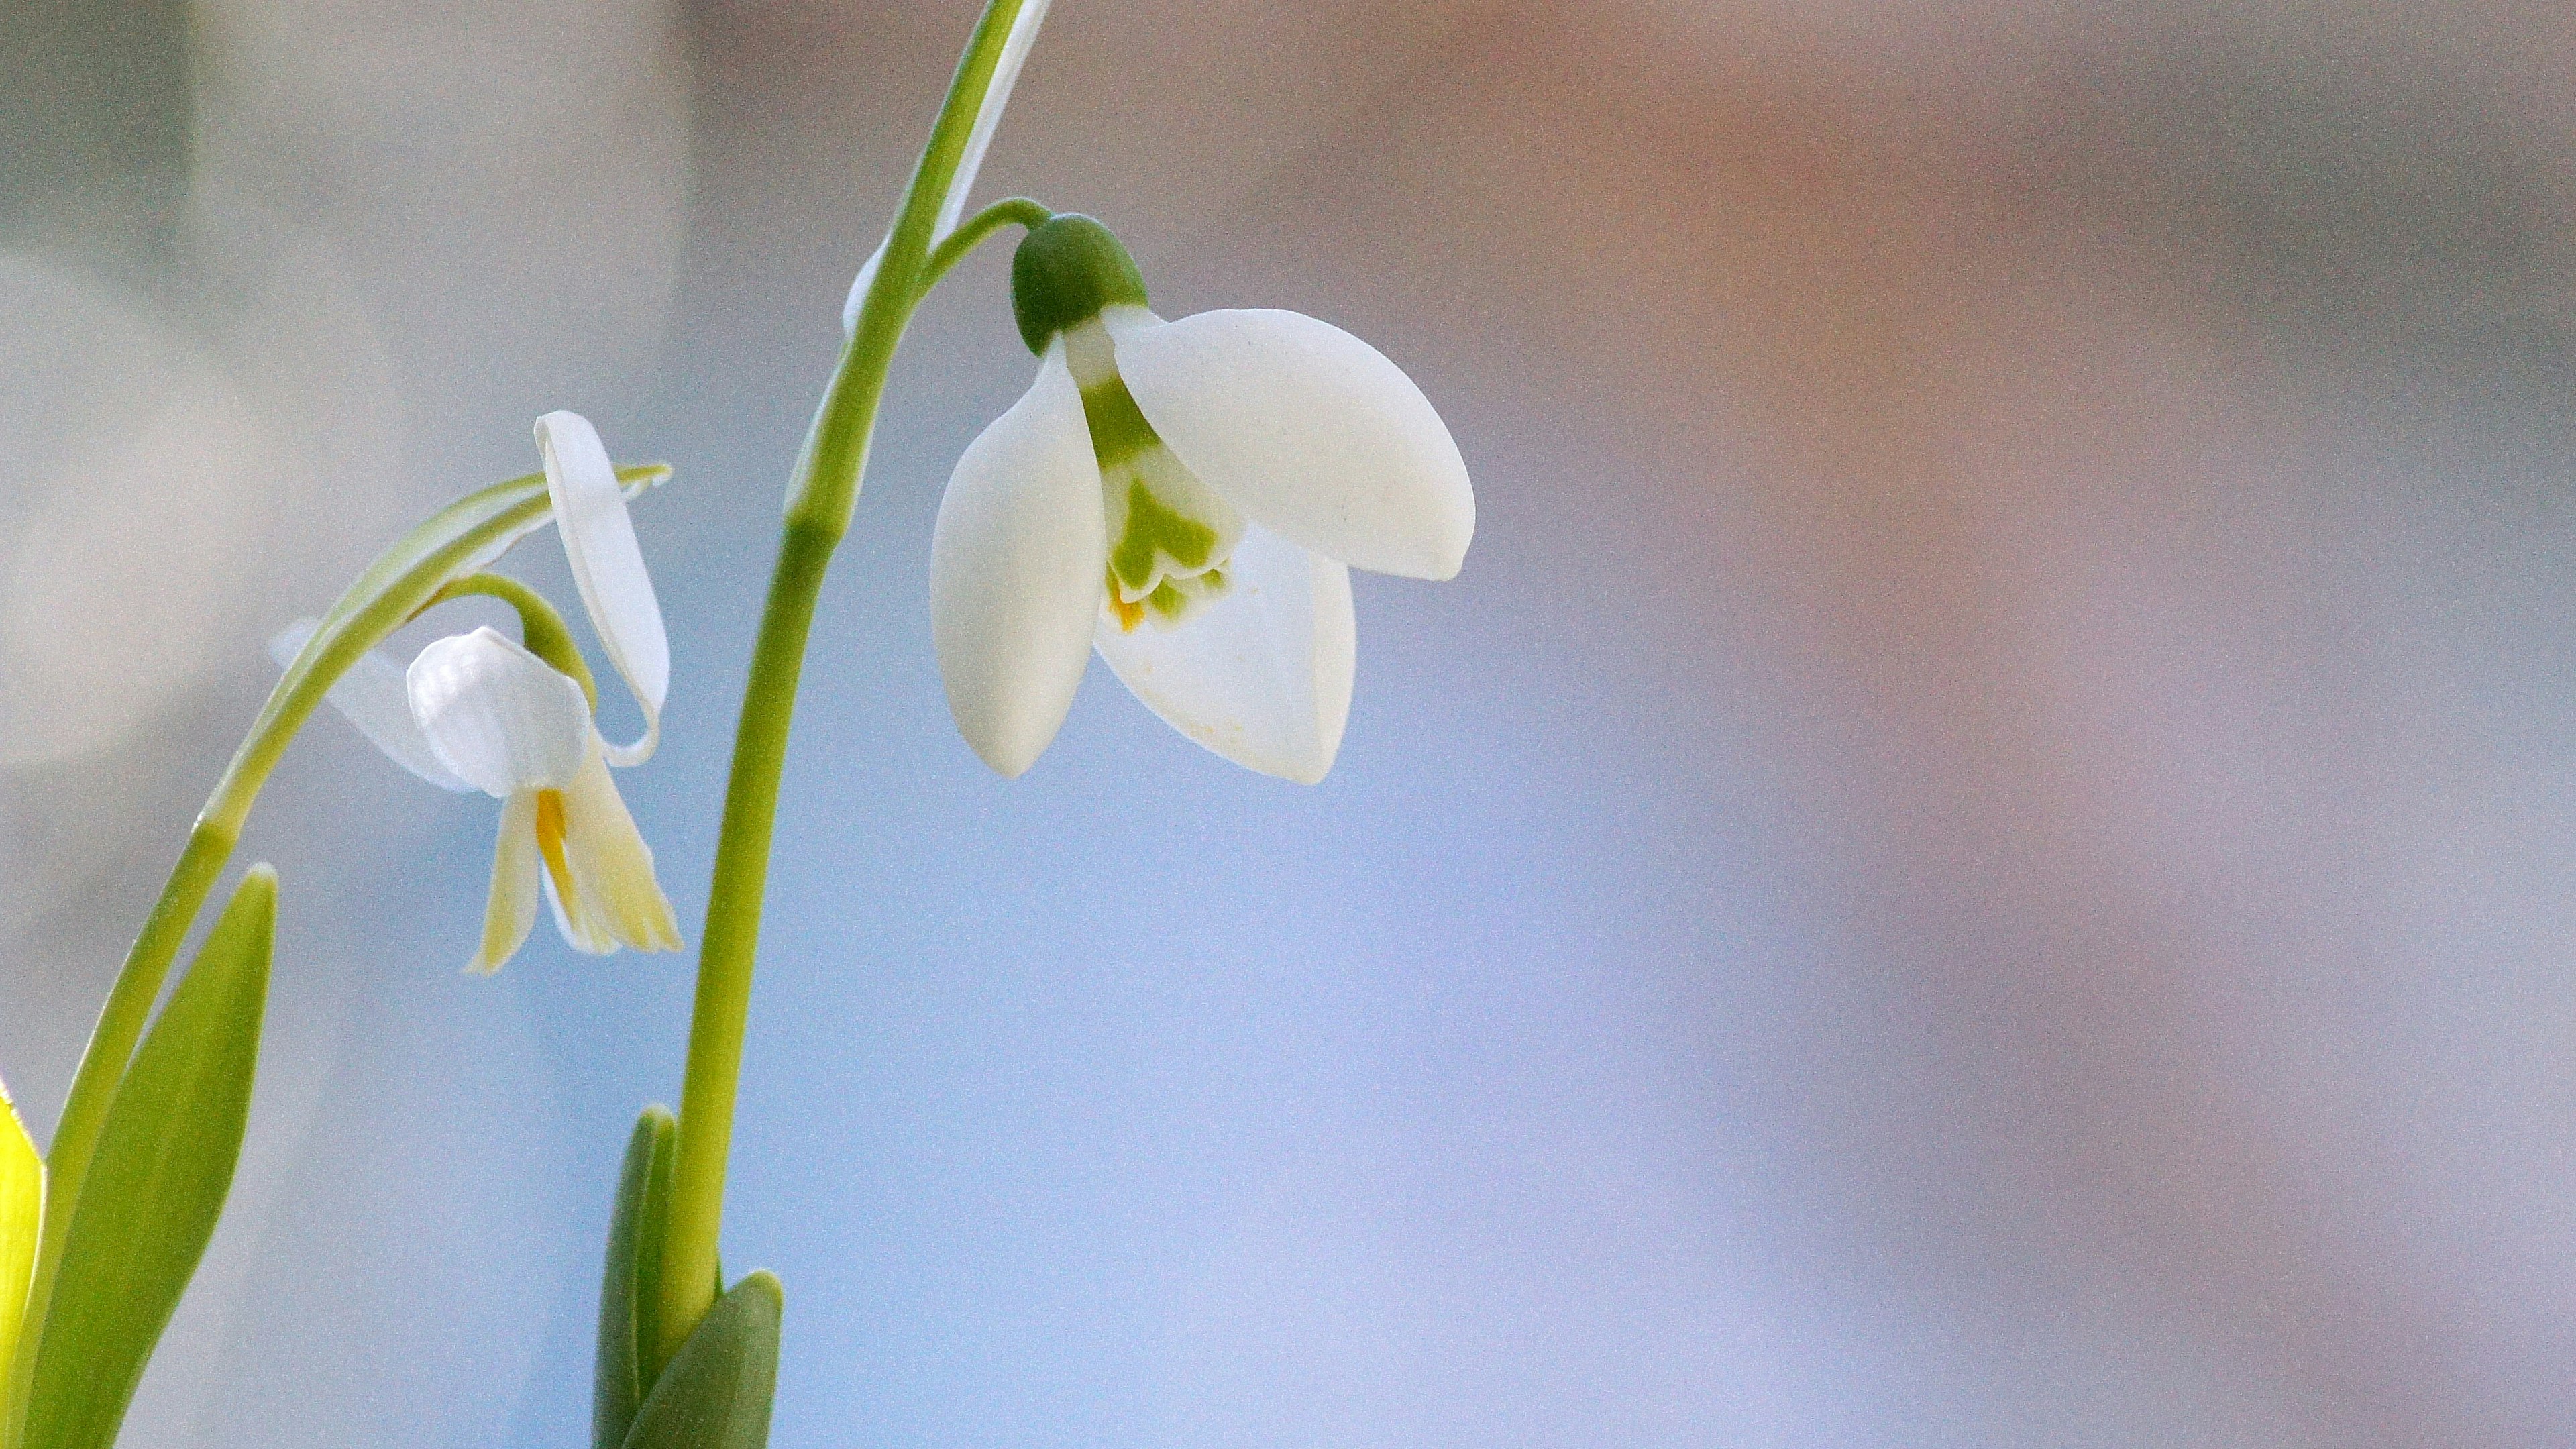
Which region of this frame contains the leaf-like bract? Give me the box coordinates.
[620,1271,782,1449]
[596,1106,676,1449]
[19,869,274,1449]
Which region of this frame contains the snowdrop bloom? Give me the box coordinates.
[276,411,679,972]
[932,215,1474,782]
[409,626,680,971]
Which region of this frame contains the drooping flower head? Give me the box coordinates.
[276,411,680,973]
[932,214,1474,782]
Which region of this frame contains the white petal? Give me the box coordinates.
[560,747,683,953]
[843,0,1056,335]
[536,410,667,765]
[407,627,593,798]
[931,343,1109,777]
[543,867,616,955]
[468,790,543,975]
[1093,525,1355,784]
[270,619,474,792]
[1108,307,1474,580]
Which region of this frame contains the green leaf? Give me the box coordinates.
[0,1079,40,1389]
[596,1107,677,1449]
[620,1272,782,1449]
[19,868,274,1449]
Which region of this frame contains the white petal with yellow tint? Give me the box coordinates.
[931,342,1108,777]
[1093,525,1355,784]
[1108,306,1474,580]
[559,747,681,954]
[407,627,592,798]
[270,619,474,792]
[468,789,544,975]
[536,410,667,765]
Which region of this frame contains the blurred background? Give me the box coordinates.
[6,0,2576,1443]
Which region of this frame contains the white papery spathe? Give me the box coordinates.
[930,303,1472,784]
[843,0,1057,333]
[407,627,680,973]
[536,409,668,765]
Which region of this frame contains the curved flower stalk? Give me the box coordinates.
[278,411,681,973]
[932,215,1474,782]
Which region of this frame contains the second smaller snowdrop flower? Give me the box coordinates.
[274,410,678,973]
[409,627,680,973]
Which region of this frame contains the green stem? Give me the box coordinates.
[922,196,1053,291]
[428,572,600,710]
[652,0,1038,1373]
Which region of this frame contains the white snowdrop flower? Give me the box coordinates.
[930,215,1474,783]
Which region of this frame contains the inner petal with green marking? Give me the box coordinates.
[1064,319,1244,631]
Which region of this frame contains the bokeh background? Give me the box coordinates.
[7,0,2576,1443]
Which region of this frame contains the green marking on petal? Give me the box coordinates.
[1077,374,1160,468]
[1109,478,1220,596]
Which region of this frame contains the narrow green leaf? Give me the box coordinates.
[620,1272,782,1449]
[0,1079,41,1389]
[596,1106,677,1449]
[21,868,274,1449]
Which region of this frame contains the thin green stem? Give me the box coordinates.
[427,572,599,709]
[922,196,1053,292]
[653,0,1037,1371]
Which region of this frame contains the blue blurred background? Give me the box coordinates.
[7,0,2576,1443]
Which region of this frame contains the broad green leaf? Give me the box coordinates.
[0,1079,40,1388]
[596,1106,677,1449]
[20,868,274,1449]
[620,1272,782,1449]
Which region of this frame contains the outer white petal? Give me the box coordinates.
[407,627,593,798]
[1093,525,1355,784]
[468,790,543,975]
[536,410,667,765]
[269,619,474,792]
[1108,307,1474,580]
[559,746,682,953]
[931,343,1109,777]
[843,0,1055,335]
